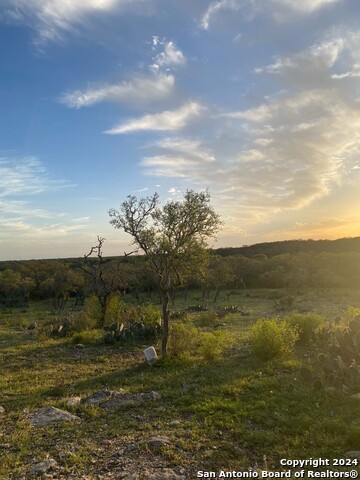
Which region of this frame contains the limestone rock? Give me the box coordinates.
[29,458,58,476]
[146,469,185,480]
[99,390,161,409]
[147,435,171,449]
[82,389,115,405]
[30,407,81,427]
[67,396,81,406]
[0,406,5,414]
[351,393,360,400]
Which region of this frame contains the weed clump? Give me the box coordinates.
[167,320,201,358]
[284,312,325,344]
[167,319,234,360]
[71,329,103,345]
[250,318,298,360]
[199,331,234,360]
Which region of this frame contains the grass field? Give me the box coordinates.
[0,288,360,479]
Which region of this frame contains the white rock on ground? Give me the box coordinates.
[30,406,81,427]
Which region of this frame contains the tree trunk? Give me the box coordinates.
[98,294,109,327]
[161,291,170,357]
[213,287,221,303]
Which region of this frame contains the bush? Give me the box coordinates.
[139,304,161,325]
[250,318,298,360]
[104,293,127,325]
[168,319,235,360]
[83,294,102,325]
[199,331,234,360]
[194,310,219,327]
[273,294,295,312]
[284,312,325,344]
[167,321,202,358]
[71,329,103,345]
[69,311,98,333]
[344,306,360,322]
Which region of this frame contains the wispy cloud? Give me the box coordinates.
[142,136,215,177]
[151,38,186,68]
[201,0,247,30]
[0,156,85,245]
[0,156,72,197]
[105,102,203,134]
[143,87,360,219]
[255,38,344,80]
[200,0,343,30]
[273,0,342,15]
[0,0,146,47]
[60,72,175,109]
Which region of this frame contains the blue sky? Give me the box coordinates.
[1,0,360,260]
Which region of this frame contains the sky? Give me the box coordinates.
[1,0,360,260]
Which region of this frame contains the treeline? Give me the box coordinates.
[215,236,360,257]
[1,245,360,310]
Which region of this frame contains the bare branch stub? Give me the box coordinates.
[124,250,138,257]
[84,236,106,260]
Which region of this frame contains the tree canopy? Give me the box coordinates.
[109,189,222,355]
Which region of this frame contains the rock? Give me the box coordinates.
[27,322,37,331]
[81,389,161,409]
[146,469,185,480]
[29,458,58,476]
[30,407,81,427]
[101,390,161,409]
[144,346,158,365]
[147,435,171,449]
[345,451,360,458]
[67,396,81,406]
[0,406,5,414]
[75,343,85,349]
[101,392,141,409]
[351,393,360,399]
[82,389,115,405]
[124,443,138,453]
[143,391,161,401]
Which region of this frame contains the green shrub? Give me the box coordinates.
[71,329,103,345]
[83,294,102,325]
[168,320,235,360]
[250,318,298,360]
[167,321,202,358]
[69,311,98,332]
[194,310,219,327]
[273,294,295,312]
[139,304,161,325]
[344,306,360,322]
[284,312,325,344]
[199,331,234,360]
[104,293,126,325]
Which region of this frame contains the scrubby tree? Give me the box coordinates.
[39,261,84,310]
[81,236,134,326]
[0,269,35,308]
[109,190,222,356]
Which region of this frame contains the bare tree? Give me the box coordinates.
[109,190,222,356]
[81,236,130,326]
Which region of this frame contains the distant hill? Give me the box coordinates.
[214,237,360,257]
